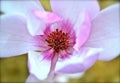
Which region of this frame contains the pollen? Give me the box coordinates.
[45,29,69,53]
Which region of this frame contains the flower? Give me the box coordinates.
[0,0,120,82]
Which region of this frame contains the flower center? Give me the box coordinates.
[45,29,69,53]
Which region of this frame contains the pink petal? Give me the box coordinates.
[28,51,51,80]
[32,10,63,23]
[44,20,75,36]
[58,20,75,35]
[59,50,70,60]
[42,49,55,60]
[50,0,100,23]
[84,4,120,61]
[0,15,39,57]
[33,35,50,51]
[44,24,52,36]
[55,47,103,74]
[1,0,45,36]
[47,55,59,83]
[74,11,91,51]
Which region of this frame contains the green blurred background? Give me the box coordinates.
[0,0,120,83]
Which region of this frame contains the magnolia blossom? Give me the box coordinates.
[0,0,120,82]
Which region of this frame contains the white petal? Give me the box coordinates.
[1,0,42,15]
[55,72,84,82]
[50,0,100,23]
[28,51,51,80]
[55,47,103,74]
[84,4,120,61]
[1,0,45,35]
[55,74,69,83]
[0,15,39,57]
[26,74,41,83]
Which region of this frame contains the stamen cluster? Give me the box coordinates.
[46,29,69,53]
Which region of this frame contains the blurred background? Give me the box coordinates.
[0,0,120,83]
